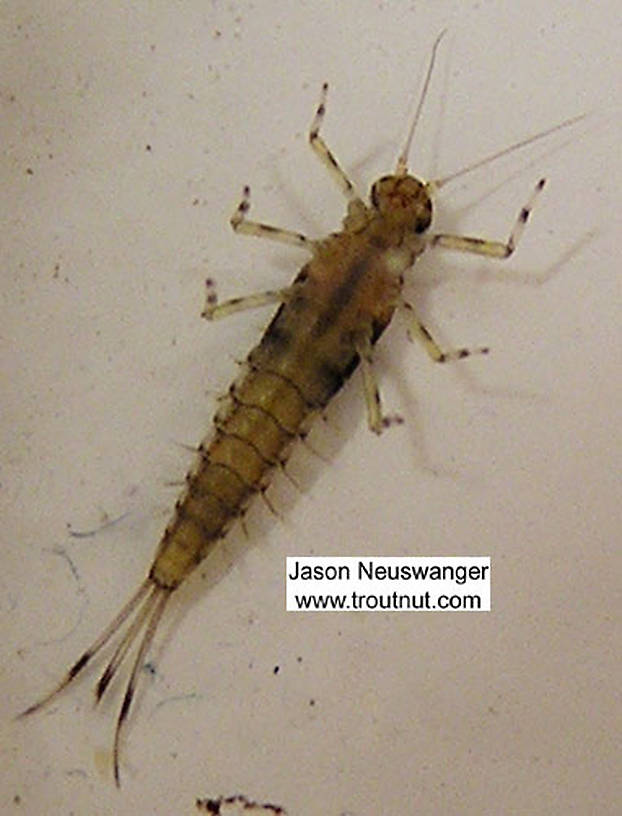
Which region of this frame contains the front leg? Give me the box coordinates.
[309,83,363,204]
[430,178,546,259]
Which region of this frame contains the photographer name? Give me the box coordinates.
[288,557,489,586]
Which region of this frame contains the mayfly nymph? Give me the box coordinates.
[20,32,581,785]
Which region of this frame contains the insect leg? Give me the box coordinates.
[309,83,363,203]
[202,277,295,320]
[356,335,403,435]
[430,178,546,259]
[230,185,313,249]
[401,301,489,363]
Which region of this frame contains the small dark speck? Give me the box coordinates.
[273,665,279,675]
[309,699,315,706]
[13,794,21,804]
[145,144,152,152]
[192,197,200,206]
[198,798,220,814]
[25,167,33,175]
[297,656,302,663]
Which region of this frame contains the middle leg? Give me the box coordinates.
[202,277,295,320]
[230,185,313,250]
[401,301,490,363]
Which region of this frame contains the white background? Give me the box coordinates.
[2,2,620,814]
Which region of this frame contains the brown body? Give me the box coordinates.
[153,178,429,590]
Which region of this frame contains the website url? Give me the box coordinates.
[293,590,483,611]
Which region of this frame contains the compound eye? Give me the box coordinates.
[414,198,433,232]
[370,176,392,209]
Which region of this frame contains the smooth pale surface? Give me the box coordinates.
[2,2,620,815]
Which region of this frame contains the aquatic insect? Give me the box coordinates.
[19,33,581,785]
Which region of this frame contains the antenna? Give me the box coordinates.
[395,29,447,177]
[433,112,587,189]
